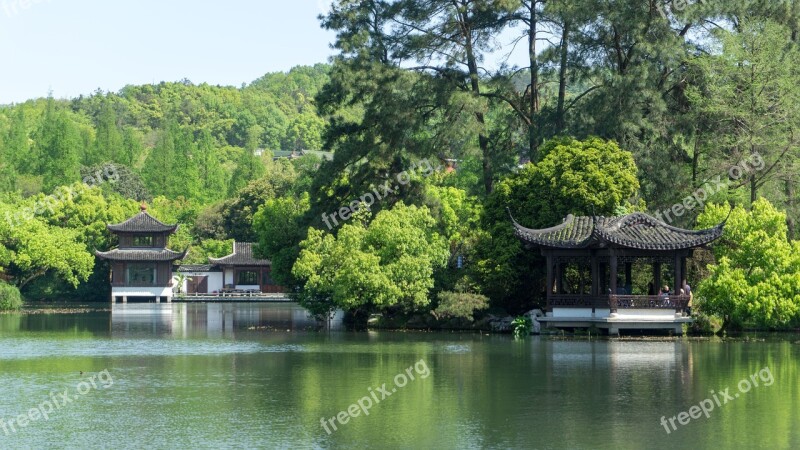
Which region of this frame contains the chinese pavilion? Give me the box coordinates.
[96,204,187,303]
[175,242,281,295]
[510,211,726,334]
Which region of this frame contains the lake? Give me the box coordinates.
[0,303,798,449]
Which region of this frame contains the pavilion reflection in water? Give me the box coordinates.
[111,303,343,336]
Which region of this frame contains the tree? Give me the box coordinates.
[292,203,449,321]
[284,112,325,151]
[0,131,14,192]
[6,106,31,174]
[0,202,95,290]
[91,99,124,164]
[168,126,202,200]
[688,20,800,233]
[252,194,311,287]
[320,0,517,194]
[222,160,297,241]
[142,123,177,196]
[121,126,144,168]
[475,136,641,311]
[196,129,227,201]
[35,97,82,190]
[697,199,800,331]
[227,147,266,197]
[81,163,150,201]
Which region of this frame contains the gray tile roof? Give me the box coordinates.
[208,242,270,266]
[176,264,221,272]
[511,212,726,251]
[107,211,178,233]
[95,248,188,261]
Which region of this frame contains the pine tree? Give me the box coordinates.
[227,147,265,197]
[7,106,32,174]
[167,126,201,199]
[92,100,124,164]
[36,97,81,190]
[121,126,144,168]
[142,122,177,196]
[197,129,227,201]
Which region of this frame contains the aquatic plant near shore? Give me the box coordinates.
[512,316,532,339]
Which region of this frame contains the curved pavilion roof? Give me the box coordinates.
[106,207,178,234]
[209,242,271,266]
[95,248,188,262]
[510,211,726,251]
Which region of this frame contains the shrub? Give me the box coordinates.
[0,282,23,311]
[433,291,490,321]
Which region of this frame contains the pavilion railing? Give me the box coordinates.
[609,295,689,311]
[548,294,689,312]
[548,295,610,309]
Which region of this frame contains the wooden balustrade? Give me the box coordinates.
[548,294,689,311]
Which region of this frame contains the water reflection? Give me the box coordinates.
[110,302,344,337]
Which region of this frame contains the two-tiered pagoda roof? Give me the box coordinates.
[106,210,179,233]
[95,205,187,262]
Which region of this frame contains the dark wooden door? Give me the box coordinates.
[188,276,208,294]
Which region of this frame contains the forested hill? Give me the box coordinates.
[0,64,330,201]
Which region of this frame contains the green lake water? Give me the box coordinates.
[0,303,798,449]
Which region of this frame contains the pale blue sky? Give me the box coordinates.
[0,0,336,103]
[0,0,531,104]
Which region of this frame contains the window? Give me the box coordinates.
[132,235,154,247]
[238,270,258,285]
[127,264,157,285]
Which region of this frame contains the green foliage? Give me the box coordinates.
[252,193,310,287]
[512,316,532,339]
[293,203,449,317]
[475,137,641,311]
[0,201,95,291]
[35,97,82,190]
[688,20,800,205]
[222,159,298,241]
[433,289,489,322]
[696,199,800,331]
[182,239,233,265]
[0,281,22,310]
[81,163,150,201]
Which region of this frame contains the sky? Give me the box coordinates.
[0,0,337,103]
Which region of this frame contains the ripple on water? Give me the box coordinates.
[0,338,309,360]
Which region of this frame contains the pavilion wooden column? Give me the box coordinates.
[545,254,554,308]
[674,253,683,294]
[609,253,618,295]
[590,253,599,296]
[555,260,563,294]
